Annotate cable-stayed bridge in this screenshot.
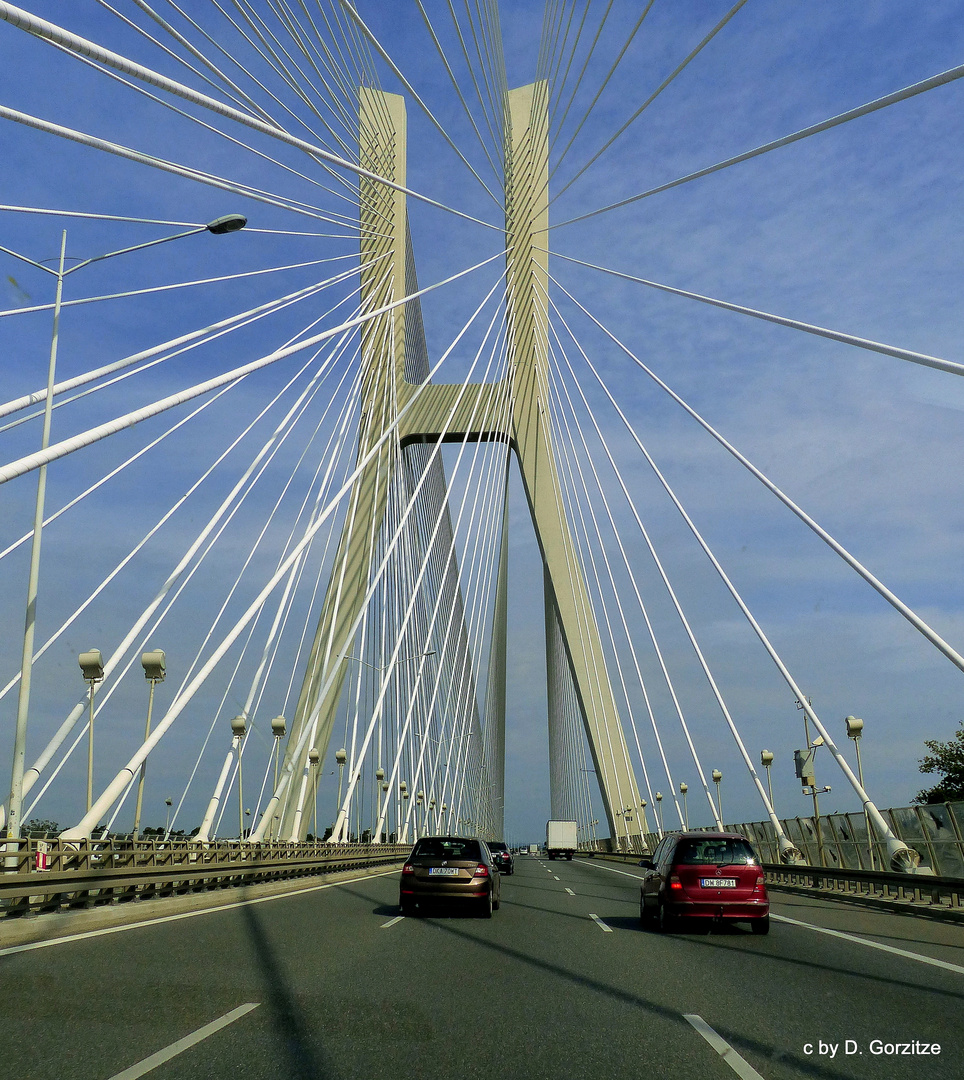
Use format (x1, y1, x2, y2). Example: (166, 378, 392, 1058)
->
(1, 6, 963, 1077)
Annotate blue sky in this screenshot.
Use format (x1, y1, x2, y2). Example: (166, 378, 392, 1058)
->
(1, 2, 964, 843)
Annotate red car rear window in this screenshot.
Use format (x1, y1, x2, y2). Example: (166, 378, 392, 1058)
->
(674, 838, 757, 866)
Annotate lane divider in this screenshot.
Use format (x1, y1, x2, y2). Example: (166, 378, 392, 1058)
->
(772, 913, 964, 975)
(380, 916, 404, 929)
(684, 1014, 766, 1080)
(565, 888, 575, 895)
(106, 1003, 260, 1080)
(0, 868, 401, 957)
(588, 913, 612, 933)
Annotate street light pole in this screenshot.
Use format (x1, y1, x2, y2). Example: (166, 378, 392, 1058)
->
(3, 215, 246, 850)
(78, 650, 105, 814)
(133, 650, 166, 839)
(680, 782, 689, 830)
(761, 751, 775, 811)
(231, 715, 246, 841)
(712, 770, 723, 825)
(845, 716, 874, 870)
(5, 231, 66, 852)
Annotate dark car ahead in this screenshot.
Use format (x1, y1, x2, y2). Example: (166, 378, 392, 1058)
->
(399, 836, 501, 917)
(486, 840, 514, 875)
(639, 832, 769, 934)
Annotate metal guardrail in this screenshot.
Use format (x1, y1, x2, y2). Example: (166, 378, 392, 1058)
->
(762, 862, 964, 912)
(575, 849, 964, 916)
(0, 838, 411, 918)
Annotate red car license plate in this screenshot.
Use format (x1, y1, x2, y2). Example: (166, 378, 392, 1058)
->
(701, 877, 737, 887)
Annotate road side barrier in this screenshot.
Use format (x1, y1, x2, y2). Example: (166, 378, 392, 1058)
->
(0, 839, 411, 918)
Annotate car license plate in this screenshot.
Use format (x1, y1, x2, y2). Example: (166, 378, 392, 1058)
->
(701, 878, 737, 888)
(428, 867, 459, 876)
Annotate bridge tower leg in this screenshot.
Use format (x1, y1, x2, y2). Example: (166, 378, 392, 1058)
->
(276, 88, 410, 840)
(503, 83, 641, 848)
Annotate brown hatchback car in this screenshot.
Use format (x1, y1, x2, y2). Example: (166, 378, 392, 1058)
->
(639, 831, 770, 934)
(399, 836, 501, 917)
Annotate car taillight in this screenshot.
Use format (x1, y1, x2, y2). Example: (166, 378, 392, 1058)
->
(474, 864, 489, 877)
(668, 875, 683, 892)
(402, 864, 414, 875)
(752, 871, 766, 895)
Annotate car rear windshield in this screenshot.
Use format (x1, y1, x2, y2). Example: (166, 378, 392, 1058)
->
(412, 838, 482, 861)
(488, 842, 507, 853)
(673, 838, 757, 866)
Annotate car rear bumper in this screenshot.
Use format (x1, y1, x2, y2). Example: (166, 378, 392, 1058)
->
(669, 898, 769, 919)
(400, 885, 490, 901)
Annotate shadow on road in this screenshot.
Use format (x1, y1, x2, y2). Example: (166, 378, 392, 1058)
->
(240, 900, 332, 1080)
(421, 913, 953, 1080)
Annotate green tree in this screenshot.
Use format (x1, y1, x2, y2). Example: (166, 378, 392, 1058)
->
(915, 721, 964, 804)
(24, 818, 60, 837)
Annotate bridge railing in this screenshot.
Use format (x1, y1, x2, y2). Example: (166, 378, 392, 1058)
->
(0, 838, 411, 918)
(586, 799, 964, 875)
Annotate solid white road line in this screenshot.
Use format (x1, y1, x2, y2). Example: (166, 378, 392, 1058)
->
(106, 1003, 260, 1080)
(565, 888, 575, 895)
(684, 1014, 766, 1080)
(0, 868, 400, 957)
(588, 913, 613, 932)
(380, 915, 405, 929)
(772, 913, 964, 975)
(581, 861, 645, 880)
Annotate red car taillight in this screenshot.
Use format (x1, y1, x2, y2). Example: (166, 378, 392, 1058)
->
(474, 864, 489, 878)
(668, 874, 683, 892)
(401, 863, 414, 875)
(752, 871, 766, 895)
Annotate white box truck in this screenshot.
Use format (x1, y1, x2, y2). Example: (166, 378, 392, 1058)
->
(546, 819, 577, 860)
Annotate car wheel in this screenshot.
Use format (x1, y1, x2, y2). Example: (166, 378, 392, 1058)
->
(750, 915, 770, 936)
(493, 893, 501, 911)
(657, 899, 676, 934)
(480, 892, 494, 918)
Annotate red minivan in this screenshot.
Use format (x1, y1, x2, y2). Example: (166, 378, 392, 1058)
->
(639, 831, 770, 934)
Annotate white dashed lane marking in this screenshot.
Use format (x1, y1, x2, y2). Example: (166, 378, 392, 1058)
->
(588, 913, 612, 932)
(684, 1014, 766, 1080)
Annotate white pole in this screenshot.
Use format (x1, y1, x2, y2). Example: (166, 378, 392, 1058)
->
(5, 231, 65, 856)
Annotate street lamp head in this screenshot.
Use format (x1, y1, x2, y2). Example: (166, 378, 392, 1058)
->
(230, 714, 246, 737)
(655, 791, 662, 802)
(335, 747, 347, 765)
(308, 748, 320, 766)
(271, 715, 286, 738)
(206, 213, 247, 234)
(79, 649, 105, 683)
(376, 767, 385, 781)
(712, 769, 723, 784)
(140, 649, 166, 682)
(845, 715, 864, 740)
(760, 750, 774, 767)
(679, 782, 688, 794)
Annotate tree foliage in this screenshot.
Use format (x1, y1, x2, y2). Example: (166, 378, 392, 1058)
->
(915, 722, 964, 804)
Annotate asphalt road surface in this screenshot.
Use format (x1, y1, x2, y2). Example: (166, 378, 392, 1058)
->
(2, 854, 961, 1080)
